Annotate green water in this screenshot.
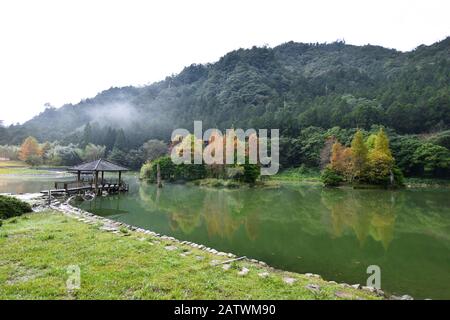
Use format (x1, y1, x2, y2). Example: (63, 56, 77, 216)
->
(0, 175, 73, 194)
(2, 174, 449, 299)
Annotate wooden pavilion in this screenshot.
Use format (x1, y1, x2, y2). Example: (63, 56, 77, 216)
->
(42, 159, 130, 196)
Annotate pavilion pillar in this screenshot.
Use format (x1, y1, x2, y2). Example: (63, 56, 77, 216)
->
(101, 171, 104, 185)
(119, 171, 122, 185)
(95, 171, 99, 195)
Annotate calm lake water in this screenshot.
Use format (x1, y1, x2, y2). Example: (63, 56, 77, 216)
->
(1, 174, 449, 299)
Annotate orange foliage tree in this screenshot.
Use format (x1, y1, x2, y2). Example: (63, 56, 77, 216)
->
(19, 136, 42, 163)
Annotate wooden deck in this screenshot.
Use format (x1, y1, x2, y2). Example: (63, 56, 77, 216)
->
(41, 180, 129, 196)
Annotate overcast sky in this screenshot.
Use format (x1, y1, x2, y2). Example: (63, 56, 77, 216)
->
(0, 0, 448, 125)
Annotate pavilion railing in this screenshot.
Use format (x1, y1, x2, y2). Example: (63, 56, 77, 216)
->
(54, 178, 126, 191)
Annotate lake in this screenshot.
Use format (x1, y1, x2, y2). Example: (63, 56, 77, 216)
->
(1, 173, 449, 299)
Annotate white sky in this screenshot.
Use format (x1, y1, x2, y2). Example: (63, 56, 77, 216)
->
(0, 0, 449, 125)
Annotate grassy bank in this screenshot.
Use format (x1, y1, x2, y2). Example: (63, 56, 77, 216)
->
(404, 177, 450, 188)
(270, 167, 322, 184)
(0, 211, 380, 300)
(0, 160, 64, 175)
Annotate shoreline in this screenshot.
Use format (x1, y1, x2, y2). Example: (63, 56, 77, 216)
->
(5, 192, 418, 300)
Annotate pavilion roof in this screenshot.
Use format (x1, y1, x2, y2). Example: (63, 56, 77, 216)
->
(68, 159, 130, 172)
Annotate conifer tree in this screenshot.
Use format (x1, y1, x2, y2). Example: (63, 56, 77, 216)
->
(366, 128, 395, 184)
(374, 127, 392, 158)
(350, 130, 368, 179)
(19, 136, 42, 163)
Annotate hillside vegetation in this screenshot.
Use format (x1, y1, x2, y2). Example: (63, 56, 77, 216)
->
(1, 38, 449, 177)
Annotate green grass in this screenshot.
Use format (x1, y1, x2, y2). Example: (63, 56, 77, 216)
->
(0, 161, 61, 175)
(191, 178, 243, 188)
(0, 160, 28, 168)
(0, 167, 58, 175)
(271, 167, 322, 184)
(0, 211, 380, 300)
(404, 177, 450, 188)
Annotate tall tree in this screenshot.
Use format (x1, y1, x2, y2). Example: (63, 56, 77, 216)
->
(330, 141, 352, 179)
(82, 123, 92, 148)
(114, 129, 127, 151)
(366, 128, 395, 184)
(350, 130, 368, 179)
(374, 127, 392, 158)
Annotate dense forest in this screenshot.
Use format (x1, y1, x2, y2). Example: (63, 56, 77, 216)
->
(1, 38, 449, 177)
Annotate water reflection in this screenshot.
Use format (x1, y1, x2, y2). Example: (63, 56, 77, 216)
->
(322, 190, 397, 250)
(77, 180, 449, 299)
(136, 183, 401, 250)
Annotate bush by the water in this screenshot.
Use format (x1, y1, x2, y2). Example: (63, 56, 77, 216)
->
(0, 195, 32, 219)
(321, 167, 344, 186)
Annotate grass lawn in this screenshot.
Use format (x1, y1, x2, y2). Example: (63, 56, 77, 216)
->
(0, 160, 61, 175)
(0, 160, 28, 167)
(0, 211, 380, 300)
(270, 167, 322, 184)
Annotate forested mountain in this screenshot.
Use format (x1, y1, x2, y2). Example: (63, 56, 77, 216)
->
(1, 38, 449, 175)
(2, 37, 449, 147)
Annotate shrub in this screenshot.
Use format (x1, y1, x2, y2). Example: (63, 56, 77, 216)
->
(392, 167, 405, 187)
(242, 164, 260, 183)
(176, 163, 207, 181)
(139, 161, 153, 180)
(140, 156, 176, 182)
(27, 154, 43, 166)
(0, 195, 32, 219)
(321, 167, 344, 187)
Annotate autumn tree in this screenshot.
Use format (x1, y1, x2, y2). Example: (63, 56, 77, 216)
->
(330, 142, 346, 172)
(19, 136, 42, 165)
(328, 141, 352, 181)
(366, 128, 396, 185)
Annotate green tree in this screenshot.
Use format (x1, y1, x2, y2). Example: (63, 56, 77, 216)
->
(350, 130, 368, 180)
(413, 143, 450, 177)
(83, 144, 106, 161)
(366, 128, 397, 185)
(107, 147, 127, 166)
(374, 127, 392, 158)
(142, 139, 167, 161)
(365, 134, 377, 150)
(82, 123, 92, 148)
(242, 164, 260, 183)
(114, 129, 128, 151)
